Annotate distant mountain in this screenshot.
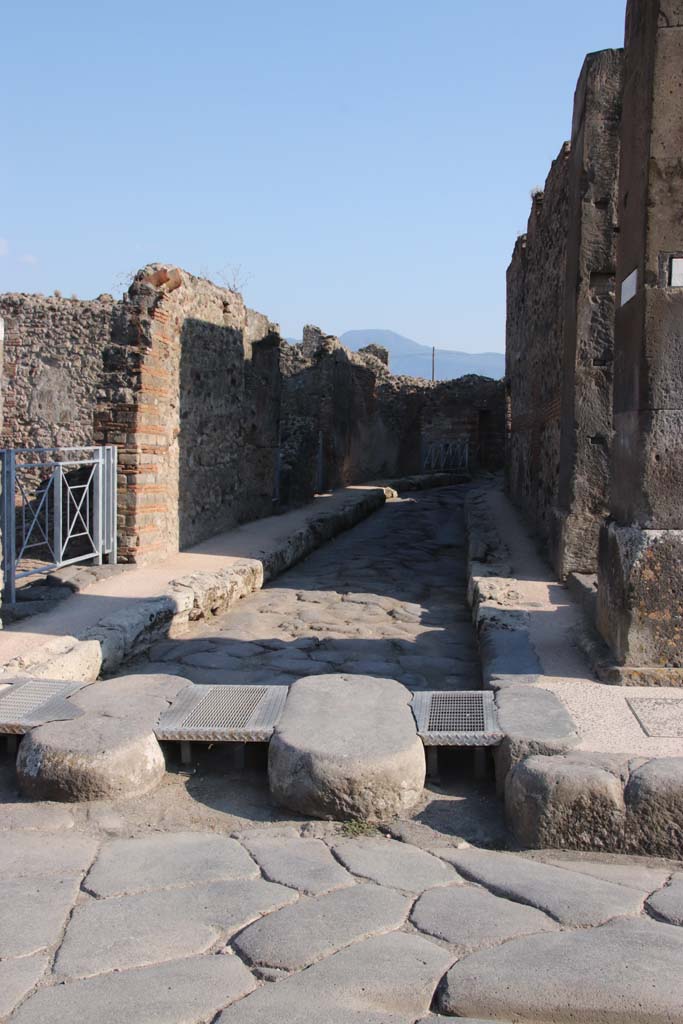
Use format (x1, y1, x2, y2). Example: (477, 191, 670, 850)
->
(340, 330, 504, 381)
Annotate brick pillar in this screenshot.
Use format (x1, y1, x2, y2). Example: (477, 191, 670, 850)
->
(597, 1, 683, 672)
(552, 49, 623, 578)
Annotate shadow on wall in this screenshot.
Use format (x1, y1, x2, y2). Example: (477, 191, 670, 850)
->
(178, 318, 281, 551)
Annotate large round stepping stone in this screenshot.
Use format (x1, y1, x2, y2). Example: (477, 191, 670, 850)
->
(17, 673, 187, 802)
(268, 675, 425, 821)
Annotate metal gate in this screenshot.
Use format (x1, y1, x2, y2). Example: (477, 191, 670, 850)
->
(422, 438, 470, 473)
(1, 446, 117, 604)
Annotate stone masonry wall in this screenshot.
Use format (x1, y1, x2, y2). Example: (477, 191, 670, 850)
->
(0, 293, 117, 451)
(506, 144, 571, 545)
(1, 269, 504, 571)
(280, 326, 504, 505)
(506, 47, 623, 575)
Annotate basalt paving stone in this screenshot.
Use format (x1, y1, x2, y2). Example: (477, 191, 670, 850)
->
(0, 803, 74, 832)
(647, 874, 683, 925)
(410, 882, 558, 952)
(217, 931, 454, 1023)
(0, 952, 49, 1018)
(546, 858, 672, 894)
(440, 849, 645, 926)
(0, 875, 81, 957)
(11, 953, 257, 1024)
(0, 832, 97, 880)
(84, 832, 259, 897)
(239, 831, 355, 894)
(438, 917, 683, 1023)
(331, 837, 462, 895)
(54, 877, 297, 979)
(233, 882, 411, 971)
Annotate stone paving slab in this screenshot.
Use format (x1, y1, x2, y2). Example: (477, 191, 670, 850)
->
(438, 917, 683, 1023)
(238, 830, 355, 894)
(0, 832, 97, 880)
(0, 803, 75, 832)
(410, 882, 558, 953)
(11, 953, 257, 1024)
(546, 857, 671, 893)
(54, 878, 297, 979)
(331, 837, 461, 894)
(0, 953, 49, 1019)
(647, 874, 683, 925)
(233, 882, 411, 971)
(84, 832, 259, 897)
(0, 875, 81, 958)
(440, 849, 645, 926)
(217, 931, 454, 1023)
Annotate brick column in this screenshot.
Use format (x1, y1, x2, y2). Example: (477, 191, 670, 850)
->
(597, 1, 683, 672)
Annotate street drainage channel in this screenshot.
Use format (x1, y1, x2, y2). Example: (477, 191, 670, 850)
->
(0, 680, 503, 783)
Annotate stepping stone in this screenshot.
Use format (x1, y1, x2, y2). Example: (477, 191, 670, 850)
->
(647, 874, 683, 926)
(0, 832, 97, 880)
(11, 952, 256, 1024)
(0, 953, 49, 1018)
(54, 877, 296, 978)
(438, 917, 683, 1022)
(233, 882, 411, 971)
(332, 837, 460, 894)
(17, 674, 188, 802)
(239, 830, 354, 894)
(85, 833, 259, 896)
(441, 849, 644, 926)
(268, 675, 425, 821)
(0, 875, 81, 957)
(411, 883, 558, 952)
(217, 931, 453, 1023)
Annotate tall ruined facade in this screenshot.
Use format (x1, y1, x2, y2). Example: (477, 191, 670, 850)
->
(507, 0, 683, 675)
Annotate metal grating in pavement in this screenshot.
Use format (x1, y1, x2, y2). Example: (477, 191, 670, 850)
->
(412, 690, 503, 747)
(0, 678, 83, 734)
(155, 684, 288, 743)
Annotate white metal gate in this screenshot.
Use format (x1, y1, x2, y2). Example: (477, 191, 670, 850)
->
(1, 446, 117, 604)
(422, 438, 470, 473)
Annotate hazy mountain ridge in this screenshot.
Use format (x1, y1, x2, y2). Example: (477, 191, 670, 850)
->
(340, 330, 505, 381)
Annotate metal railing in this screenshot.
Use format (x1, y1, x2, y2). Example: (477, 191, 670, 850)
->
(1, 445, 117, 604)
(422, 438, 470, 473)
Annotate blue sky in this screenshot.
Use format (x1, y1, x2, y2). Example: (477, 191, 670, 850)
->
(2, 0, 626, 351)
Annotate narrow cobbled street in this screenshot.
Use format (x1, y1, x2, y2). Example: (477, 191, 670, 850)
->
(143, 487, 480, 693)
(1, 488, 681, 1024)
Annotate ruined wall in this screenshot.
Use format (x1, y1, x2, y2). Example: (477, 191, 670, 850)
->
(95, 266, 282, 561)
(280, 326, 504, 505)
(0, 293, 117, 451)
(506, 48, 624, 575)
(506, 144, 571, 543)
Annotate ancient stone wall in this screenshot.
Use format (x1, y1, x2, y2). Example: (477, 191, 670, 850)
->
(506, 47, 623, 575)
(506, 144, 571, 544)
(1, 269, 504, 571)
(280, 326, 504, 504)
(0, 293, 117, 451)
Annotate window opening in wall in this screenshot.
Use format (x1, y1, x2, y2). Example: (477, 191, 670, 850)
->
(669, 257, 683, 288)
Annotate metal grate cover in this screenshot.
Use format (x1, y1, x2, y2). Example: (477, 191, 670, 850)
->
(156, 684, 288, 743)
(0, 678, 83, 734)
(412, 690, 502, 747)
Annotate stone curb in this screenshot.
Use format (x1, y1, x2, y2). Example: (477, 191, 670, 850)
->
(465, 487, 683, 858)
(2, 486, 394, 683)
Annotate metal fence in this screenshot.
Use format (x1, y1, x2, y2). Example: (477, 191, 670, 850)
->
(1, 446, 117, 604)
(422, 438, 470, 473)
